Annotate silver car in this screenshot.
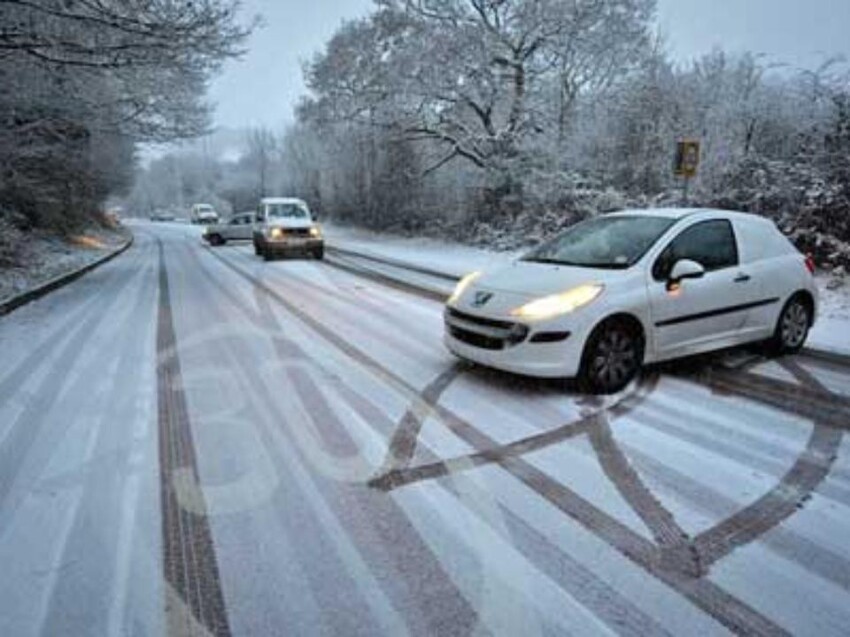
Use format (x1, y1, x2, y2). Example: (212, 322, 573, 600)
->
(202, 212, 256, 246)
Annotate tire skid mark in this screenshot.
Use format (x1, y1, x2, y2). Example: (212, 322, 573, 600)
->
(589, 416, 698, 576)
(623, 443, 850, 592)
(691, 359, 844, 570)
(190, 243, 480, 636)
(206, 245, 788, 636)
(441, 478, 676, 637)
(155, 239, 231, 637)
(704, 367, 850, 430)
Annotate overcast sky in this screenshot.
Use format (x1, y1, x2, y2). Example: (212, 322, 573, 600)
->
(209, 0, 850, 130)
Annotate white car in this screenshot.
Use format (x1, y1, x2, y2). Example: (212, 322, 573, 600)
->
(202, 212, 256, 246)
(444, 209, 817, 394)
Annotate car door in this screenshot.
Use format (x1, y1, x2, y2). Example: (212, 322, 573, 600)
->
(648, 218, 759, 357)
(235, 214, 254, 240)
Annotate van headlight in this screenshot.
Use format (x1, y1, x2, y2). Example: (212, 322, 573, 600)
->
(511, 284, 604, 321)
(268, 227, 283, 239)
(447, 271, 481, 305)
(309, 225, 322, 238)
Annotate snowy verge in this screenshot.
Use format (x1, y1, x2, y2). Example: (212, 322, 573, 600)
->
(326, 222, 850, 357)
(0, 224, 132, 313)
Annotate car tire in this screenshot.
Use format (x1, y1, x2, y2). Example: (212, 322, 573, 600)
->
(313, 247, 324, 260)
(263, 249, 274, 262)
(209, 234, 224, 246)
(768, 294, 811, 355)
(578, 318, 644, 395)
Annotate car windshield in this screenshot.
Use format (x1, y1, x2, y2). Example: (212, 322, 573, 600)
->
(522, 215, 676, 269)
(266, 203, 308, 219)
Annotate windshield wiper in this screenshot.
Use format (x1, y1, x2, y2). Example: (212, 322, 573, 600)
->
(522, 257, 580, 266)
(523, 257, 631, 269)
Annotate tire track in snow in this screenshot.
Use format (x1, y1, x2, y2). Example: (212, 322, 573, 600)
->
(155, 238, 231, 637)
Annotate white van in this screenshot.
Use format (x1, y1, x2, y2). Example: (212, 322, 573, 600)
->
(191, 203, 219, 225)
(252, 197, 323, 261)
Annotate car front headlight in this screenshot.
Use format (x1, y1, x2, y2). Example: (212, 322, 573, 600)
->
(309, 225, 322, 238)
(511, 284, 604, 321)
(447, 271, 482, 305)
(269, 227, 283, 239)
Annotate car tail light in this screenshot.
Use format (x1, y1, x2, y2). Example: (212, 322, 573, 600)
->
(804, 254, 816, 275)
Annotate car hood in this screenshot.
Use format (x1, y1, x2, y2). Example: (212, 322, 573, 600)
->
(457, 260, 625, 315)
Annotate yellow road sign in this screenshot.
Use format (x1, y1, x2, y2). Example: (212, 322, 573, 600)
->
(674, 140, 700, 178)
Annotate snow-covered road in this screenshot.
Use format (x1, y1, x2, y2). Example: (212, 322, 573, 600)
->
(1, 221, 850, 636)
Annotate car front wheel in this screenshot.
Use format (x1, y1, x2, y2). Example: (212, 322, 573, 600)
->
(579, 319, 643, 395)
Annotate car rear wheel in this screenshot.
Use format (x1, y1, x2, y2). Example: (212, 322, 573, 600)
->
(208, 234, 224, 246)
(770, 295, 811, 355)
(579, 319, 643, 395)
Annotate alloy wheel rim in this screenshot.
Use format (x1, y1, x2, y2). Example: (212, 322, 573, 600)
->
(781, 302, 808, 348)
(592, 329, 638, 389)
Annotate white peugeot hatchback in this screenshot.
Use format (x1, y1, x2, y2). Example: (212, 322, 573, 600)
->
(444, 209, 818, 393)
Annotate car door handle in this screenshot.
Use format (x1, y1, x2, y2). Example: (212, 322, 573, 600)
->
(734, 273, 751, 283)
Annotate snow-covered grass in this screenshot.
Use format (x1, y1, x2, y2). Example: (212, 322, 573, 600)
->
(811, 275, 850, 355)
(0, 222, 129, 303)
(326, 222, 850, 357)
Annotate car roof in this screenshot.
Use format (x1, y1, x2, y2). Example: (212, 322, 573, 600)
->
(261, 197, 307, 205)
(607, 207, 767, 223)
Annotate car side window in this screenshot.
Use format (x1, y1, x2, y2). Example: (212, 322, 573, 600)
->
(652, 219, 739, 281)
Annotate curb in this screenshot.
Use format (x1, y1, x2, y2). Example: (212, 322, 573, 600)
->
(0, 231, 135, 317)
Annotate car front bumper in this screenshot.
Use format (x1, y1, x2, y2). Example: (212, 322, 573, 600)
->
(443, 306, 593, 378)
(262, 237, 324, 252)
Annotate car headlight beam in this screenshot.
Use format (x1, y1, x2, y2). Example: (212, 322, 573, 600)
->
(448, 271, 482, 305)
(511, 284, 604, 321)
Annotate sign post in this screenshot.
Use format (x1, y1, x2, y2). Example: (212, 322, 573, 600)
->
(674, 140, 700, 205)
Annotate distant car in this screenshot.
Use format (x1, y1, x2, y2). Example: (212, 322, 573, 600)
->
(150, 211, 175, 222)
(191, 203, 219, 225)
(202, 212, 256, 246)
(252, 197, 323, 261)
(444, 208, 818, 394)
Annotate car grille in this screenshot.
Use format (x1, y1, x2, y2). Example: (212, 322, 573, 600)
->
(445, 308, 528, 350)
(283, 228, 311, 237)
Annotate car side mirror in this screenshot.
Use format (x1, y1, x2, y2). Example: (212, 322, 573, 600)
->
(668, 259, 705, 287)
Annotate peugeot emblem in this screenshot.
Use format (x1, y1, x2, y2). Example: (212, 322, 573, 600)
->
(472, 291, 493, 307)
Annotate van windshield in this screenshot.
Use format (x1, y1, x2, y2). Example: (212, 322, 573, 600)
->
(266, 203, 308, 219)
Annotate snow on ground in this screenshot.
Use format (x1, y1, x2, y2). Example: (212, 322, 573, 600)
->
(810, 276, 850, 355)
(0, 223, 129, 304)
(326, 222, 850, 356)
(324, 223, 519, 277)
